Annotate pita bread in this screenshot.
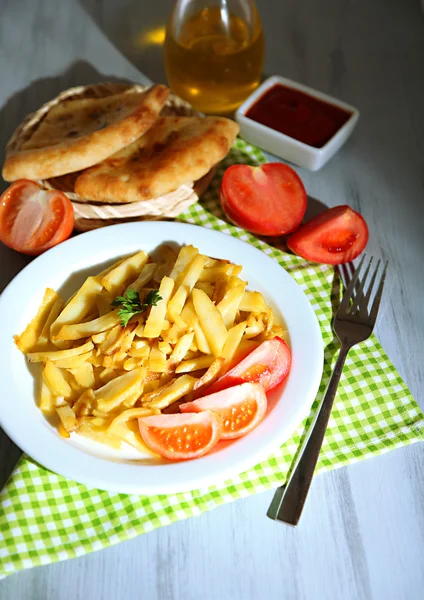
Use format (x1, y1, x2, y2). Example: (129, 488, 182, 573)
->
(73, 184, 195, 219)
(2, 84, 170, 181)
(73, 116, 239, 203)
(71, 167, 216, 221)
(73, 168, 216, 232)
(41, 83, 199, 198)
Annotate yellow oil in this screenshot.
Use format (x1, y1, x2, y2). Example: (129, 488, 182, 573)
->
(165, 7, 264, 114)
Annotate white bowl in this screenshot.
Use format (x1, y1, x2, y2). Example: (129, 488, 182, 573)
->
(236, 75, 359, 171)
(0, 222, 323, 494)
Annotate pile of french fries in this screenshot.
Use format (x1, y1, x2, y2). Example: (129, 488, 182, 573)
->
(15, 244, 285, 452)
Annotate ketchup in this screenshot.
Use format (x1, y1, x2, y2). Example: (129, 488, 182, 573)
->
(246, 84, 352, 148)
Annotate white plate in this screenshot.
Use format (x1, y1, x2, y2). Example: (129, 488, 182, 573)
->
(0, 222, 323, 494)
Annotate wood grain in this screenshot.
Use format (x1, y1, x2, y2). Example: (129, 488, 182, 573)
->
(0, 0, 423, 599)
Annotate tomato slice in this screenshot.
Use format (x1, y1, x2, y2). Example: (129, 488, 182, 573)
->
(206, 337, 291, 396)
(138, 410, 223, 461)
(180, 382, 267, 440)
(220, 163, 307, 236)
(287, 205, 369, 265)
(0, 180, 74, 255)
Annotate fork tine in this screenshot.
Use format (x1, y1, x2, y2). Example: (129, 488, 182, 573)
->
(346, 261, 356, 279)
(338, 255, 366, 313)
(364, 258, 381, 309)
(368, 260, 388, 326)
(338, 263, 353, 289)
(350, 256, 374, 314)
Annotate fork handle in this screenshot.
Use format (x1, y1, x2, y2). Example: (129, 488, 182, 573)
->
(267, 343, 351, 525)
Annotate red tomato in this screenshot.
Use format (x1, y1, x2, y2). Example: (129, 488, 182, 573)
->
(220, 163, 307, 236)
(138, 410, 223, 461)
(180, 382, 267, 440)
(206, 337, 292, 396)
(287, 205, 369, 265)
(0, 180, 74, 255)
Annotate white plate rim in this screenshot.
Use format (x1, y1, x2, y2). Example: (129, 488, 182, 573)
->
(0, 221, 323, 494)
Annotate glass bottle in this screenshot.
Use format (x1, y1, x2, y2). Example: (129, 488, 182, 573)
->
(164, 0, 265, 115)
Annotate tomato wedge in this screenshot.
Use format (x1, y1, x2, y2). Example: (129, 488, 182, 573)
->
(287, 205, 368, 265)
(206, 337, 291, 396)
(0, 180, 74, 255)
(180, 382, 267, 440)
(220, 163, 307, 236)
(138, 411, 222, 461)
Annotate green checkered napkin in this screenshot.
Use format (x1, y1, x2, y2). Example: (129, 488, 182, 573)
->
(1, 140, 423, 579)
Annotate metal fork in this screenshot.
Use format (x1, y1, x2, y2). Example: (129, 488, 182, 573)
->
(267, 255, 388, 525)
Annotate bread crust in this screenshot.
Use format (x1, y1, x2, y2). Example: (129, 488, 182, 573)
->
(2, 83, 170, 181)
(74, 116, 239, 204)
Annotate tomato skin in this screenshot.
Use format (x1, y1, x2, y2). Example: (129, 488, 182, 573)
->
(0, 180, 74, 255)
(220, 163, 307, 236)
(206, 337, 292, 396)
(138, 410, 223, 461)
(287, 205, 368, 265)
(180, 382, 267, 440)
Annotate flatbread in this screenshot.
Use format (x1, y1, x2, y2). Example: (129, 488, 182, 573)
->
(2, 84, 170, 181)
(41, 84, 199, 199)
(73, 168, 216, 232)
(71, 167, 216, 221)
(73, 116, 239, 203)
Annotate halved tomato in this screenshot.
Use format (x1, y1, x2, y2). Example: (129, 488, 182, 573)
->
(138, 410, 222, 461)
(287, 205, 368, 265)
(180, 382, 267, 440)
(0, 180, 74, 255)
(220, 163, 307, 236)
(206, 337, 291, 396)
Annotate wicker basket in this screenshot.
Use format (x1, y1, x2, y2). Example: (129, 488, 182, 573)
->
(6, 82, 213, 232)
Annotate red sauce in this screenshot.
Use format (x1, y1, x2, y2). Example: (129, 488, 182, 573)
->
(246, 84, 352, 148)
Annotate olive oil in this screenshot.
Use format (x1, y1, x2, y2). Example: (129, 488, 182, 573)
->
(165, 6, 264, 114)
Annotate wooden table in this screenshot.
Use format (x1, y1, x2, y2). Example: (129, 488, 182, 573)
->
(0, 0, 423, 598)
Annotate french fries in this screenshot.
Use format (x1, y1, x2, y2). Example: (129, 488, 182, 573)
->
(95, 367, 146, 412)
(192, 288, 228, 356)
(27, 340, 94, 362)
(192, 358, 224, 397)
(143, 276, 174, 338)
(101, 251, 148, 294)
(175, 355, 215, 373)
(50, 277, 102, 341)
(16, 245, 285, 451)
(15, 288, 59, 352)
(43, 359, 74, 399)
(57, 309, 121, 341)
(144, 374, 196, 409)
(39, 380, 55, 414)
(56, 405, 77, 432)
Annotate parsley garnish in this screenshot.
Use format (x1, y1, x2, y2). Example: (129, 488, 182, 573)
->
(112, 289, 162, 327)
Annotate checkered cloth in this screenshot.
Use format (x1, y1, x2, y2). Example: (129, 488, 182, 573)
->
(1, 140, 422, 579)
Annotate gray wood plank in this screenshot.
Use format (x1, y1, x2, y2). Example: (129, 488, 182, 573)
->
(0, 0, 423, 599)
